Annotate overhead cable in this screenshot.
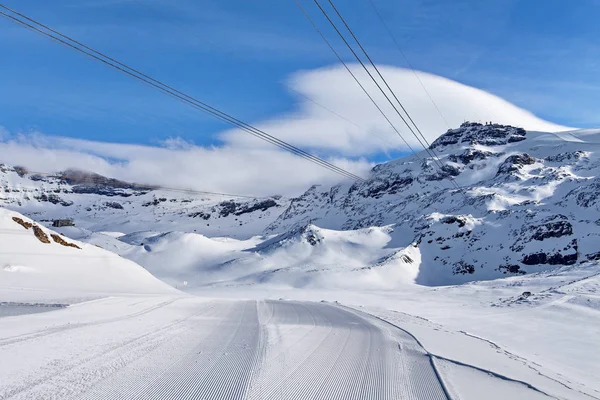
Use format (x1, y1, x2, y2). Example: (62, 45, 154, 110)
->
(0, 4, 365, 182)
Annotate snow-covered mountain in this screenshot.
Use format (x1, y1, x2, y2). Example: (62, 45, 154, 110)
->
(266, 123, 600, 285)
(2, 122, 599, 287)
(0, 166, 289, 239)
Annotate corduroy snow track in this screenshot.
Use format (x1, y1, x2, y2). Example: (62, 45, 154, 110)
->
(0, 297, 449, 400)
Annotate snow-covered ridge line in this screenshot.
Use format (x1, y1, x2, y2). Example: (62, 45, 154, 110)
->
(0, 165, 289, 240)
(2, 122, 600, 287)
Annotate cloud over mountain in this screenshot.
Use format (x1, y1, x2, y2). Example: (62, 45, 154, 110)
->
(0, 65, 570, 196)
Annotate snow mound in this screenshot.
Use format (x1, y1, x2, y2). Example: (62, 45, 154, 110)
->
(0, 208, 177, 294)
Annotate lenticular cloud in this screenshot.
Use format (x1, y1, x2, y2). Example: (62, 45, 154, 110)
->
(0, 65, 571, 195)
(221, 64, 571, 155)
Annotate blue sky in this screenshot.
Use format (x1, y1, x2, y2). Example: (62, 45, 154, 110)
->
(1, 0, 599, 151)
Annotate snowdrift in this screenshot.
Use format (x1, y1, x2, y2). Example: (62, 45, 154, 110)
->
(0, 208, 177, 294)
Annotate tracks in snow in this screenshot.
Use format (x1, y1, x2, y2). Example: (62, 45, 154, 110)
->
(1, 298, 448, 400)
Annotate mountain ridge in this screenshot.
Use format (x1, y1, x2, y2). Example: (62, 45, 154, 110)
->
(2, 122, 599, 286)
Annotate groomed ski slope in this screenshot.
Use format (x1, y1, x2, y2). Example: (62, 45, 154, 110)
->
(0, 297, 448, 400)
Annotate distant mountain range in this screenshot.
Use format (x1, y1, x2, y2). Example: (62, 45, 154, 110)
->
(2, 122, 599, 287)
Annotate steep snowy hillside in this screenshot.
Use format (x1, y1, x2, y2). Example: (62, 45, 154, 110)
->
(0, 208, 176, 294)
(0, 167, 289, 239)
(267, 123, 600, 285)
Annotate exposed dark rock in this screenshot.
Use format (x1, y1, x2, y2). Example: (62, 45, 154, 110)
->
(236, 199, 279, 215)
(218, 200, 238, 217)
(531, 218, 573, 241)
(13, 166, 28, 177)
(60, 169, 154, 191)
(498, 264, 526, 275)
(497, 154, 536, 175)
(306, 231, 321, 246)
(586, 251, 600, 261)
(453, 261, 475, 274)
(564, 180, 600, 208)
(218, 199, 279, 218)
(517, 291, 532, 301)
(511, 215, 575, 260)
(448, 149, 495, 165)
(32, 225, 50, 244)
(189, 211, 211, 220)
(104, 201, 124, 210)
(34, 193, 73, 207)
(71, 185, 135, 197)
(441, 215, 467, 228)
(142, 198, 167, 207)
(425, 165, 461, 181)
(522, 250, 577, 266)
(430, 122, 526, 150)
(12, 216, 33, 229)
(545, 151, 586, 163)
(360, 176, 413, 198)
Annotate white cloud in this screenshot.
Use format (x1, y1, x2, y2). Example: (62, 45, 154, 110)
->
(221, 64, 570, 155)
(0, 65, 571, 196)
(0, 134, 372, 197)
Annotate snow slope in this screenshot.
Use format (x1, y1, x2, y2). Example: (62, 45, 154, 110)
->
(0, 208, 176, 295)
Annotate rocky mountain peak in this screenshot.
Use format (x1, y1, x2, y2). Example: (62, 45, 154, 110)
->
(430, 122, 527, 150)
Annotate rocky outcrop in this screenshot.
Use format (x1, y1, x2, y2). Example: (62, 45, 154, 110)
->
(358, 175, 413, 198)
(34, 193, 73, 207)
(51, 233, 81, 249)
(522, 249, 577, 266)
(497, 154, 536, 175)
(430, 122, 526, 150)
(104, 202, 124, 210)
(60, 169, 154, 191)
(531, 217, 573, 241)
(448, 149, 495, 165)
(564, 179, 600, 208)
(32, 225, 51, 244)
(217, 199, 279, 218)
